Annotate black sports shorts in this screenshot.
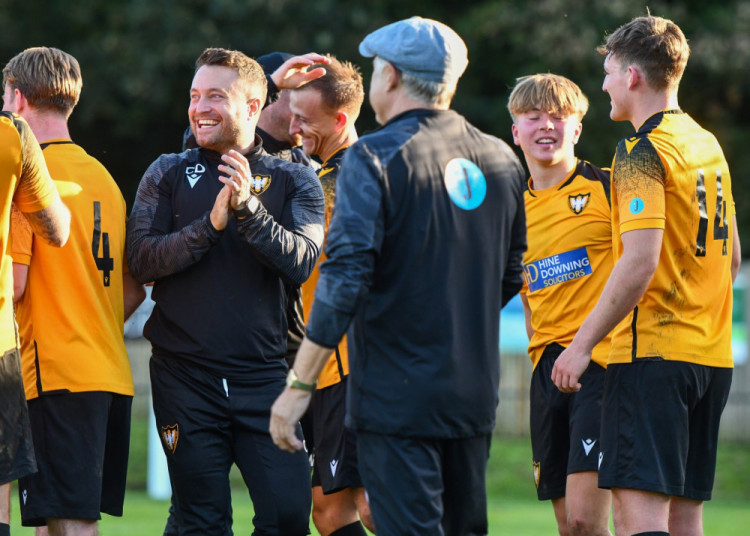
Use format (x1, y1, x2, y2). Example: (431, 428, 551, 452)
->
(311, 377, 362, 493)
(598, 359, 732, 500)
(530, 343, 605, 500)
(0, 347, 36, 485)
(18, 391, 132, 526)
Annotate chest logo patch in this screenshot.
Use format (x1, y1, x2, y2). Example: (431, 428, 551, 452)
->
(444, 158, 486, 210)
(161, 424, 179, 454)
(524, 247, 592, 292)
(186, 163, 205, 188)
(250, 174, 272, 195)
(568, 193, 590, 215)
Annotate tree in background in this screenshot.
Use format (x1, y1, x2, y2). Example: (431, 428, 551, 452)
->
(1, 0, 748, 239)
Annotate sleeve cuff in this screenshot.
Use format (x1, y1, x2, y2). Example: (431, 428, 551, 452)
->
(306, 299, 352, 349)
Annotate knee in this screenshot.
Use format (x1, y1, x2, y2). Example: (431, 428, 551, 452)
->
(357, 501, 374, 533)
(567, 514, 608, 536)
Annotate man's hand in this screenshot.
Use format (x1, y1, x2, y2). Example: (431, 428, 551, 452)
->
(551, 344, 591, 393)
(209, 185, 232, 231)
(218, 150, 253, 210)
(271, 53, 331, 90)
(270, 387, 312, 452)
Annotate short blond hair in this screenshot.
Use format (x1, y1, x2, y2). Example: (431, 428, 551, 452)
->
(597, 15, 689, 91)
(507, 73, 589, 121)
(3, 47, 82, 116)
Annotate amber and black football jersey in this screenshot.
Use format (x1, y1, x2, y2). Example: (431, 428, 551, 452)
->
(301, 145, 349, 389)
(609, 110, 734, 367)
(522, 160, 614, 369)
(12, 140, 134, 399)
(0, 113, 58, 353)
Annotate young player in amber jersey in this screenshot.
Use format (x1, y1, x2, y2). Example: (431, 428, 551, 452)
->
(552, 16, 740, 536)
(509, 73, 613, 536)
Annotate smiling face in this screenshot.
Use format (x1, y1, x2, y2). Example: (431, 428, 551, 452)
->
(188, 65, 256, 153)
(512, 109, 582, 170)
(602, 54, 632, 123)
(288, 87, 340, 161)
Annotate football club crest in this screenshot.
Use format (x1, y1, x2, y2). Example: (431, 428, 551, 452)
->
(568, 193, 590, 215)
(161, 424, 179, 454)
(533, 461, 541, 488)
(250, 174, 272, 195)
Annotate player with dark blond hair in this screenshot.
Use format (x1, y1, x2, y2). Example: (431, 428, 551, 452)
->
(553, 15, 740, 536)
(509, 73, 613, 536)
(5, 45, 144, 536)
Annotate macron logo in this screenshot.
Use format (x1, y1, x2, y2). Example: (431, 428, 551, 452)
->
(186, 163, 206, 188)
(330, 459, 339, 477)
(598, 452, 604, 469)
(582, 438, 596, 456)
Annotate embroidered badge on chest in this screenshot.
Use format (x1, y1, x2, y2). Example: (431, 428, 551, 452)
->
(250, 174, 272, 195)
(568, 192, 590, 215)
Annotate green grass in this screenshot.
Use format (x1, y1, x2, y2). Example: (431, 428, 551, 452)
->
(7, 417, 750, 535)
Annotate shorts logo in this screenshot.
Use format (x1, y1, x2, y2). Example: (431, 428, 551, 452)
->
(186, 163, 206, 188)
(250, 175, 272, 195)
(568, 193, 590, 215)
(533, 461, 541, 488)
(161, 424, 179, 454)
(582, 438, 596, 456)
(330, 459, 339, 477)
(598, 452, 604, 470)
(524, 247, 592, 293)
(22, 489, 27, 505)
(443, 158, 487, 210)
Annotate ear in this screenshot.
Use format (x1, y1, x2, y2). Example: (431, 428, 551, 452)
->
(384, 62, 400, 91)
(247, 97, 262, 119)
(626, 66, 641, 90)
(511, 123, 521, 146)
(11, 88, 29, 113)
(334, 111, 348, 131)
(572, 122, 583, 144)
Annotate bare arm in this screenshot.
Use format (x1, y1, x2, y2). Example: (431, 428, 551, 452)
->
(270, 336, 334, 452)
(551, 228, 662, 392)
(12, 263, 28, 303)
(731, 215, 741, 283)
(123, 272, 146, 322)
(21, 195, 70, 248)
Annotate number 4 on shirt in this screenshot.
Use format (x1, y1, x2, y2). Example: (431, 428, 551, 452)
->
(696, 169, 728, 257)
(92, 201, 114, 286)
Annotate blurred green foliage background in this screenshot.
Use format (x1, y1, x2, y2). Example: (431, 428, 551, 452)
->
(2, 0, 748, 242)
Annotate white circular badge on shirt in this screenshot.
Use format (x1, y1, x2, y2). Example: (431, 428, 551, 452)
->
(444, 158, 487, 210)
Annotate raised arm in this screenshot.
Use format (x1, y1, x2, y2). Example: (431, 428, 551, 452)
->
(126, 155, 225, 284)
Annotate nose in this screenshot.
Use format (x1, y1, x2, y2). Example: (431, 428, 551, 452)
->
(541, 116, 554, 130)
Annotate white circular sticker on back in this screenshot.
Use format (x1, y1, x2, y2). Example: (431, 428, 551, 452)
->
(444, 158, 486, 210)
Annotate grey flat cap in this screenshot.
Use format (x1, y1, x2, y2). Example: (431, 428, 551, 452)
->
(359, 16, 468, 84)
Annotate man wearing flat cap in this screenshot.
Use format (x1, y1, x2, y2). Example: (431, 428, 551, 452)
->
(271, 16, 527, 535)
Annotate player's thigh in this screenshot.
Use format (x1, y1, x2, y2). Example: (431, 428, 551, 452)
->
(530, 346, 572, 500)
(683, 366, 732, 500)
(149, 356, 234, 535)
(599, 362, 691, 496)
(565, 471, 611, 529)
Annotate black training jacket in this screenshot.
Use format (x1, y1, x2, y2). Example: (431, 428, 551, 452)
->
(127, 140, 325, 378)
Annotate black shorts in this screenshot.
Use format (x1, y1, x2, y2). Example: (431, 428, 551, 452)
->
(530, 343, 605, 500)
(358, 431, 491, 536)
(150, 354, 311, 536)
(311, 377, 362, 493)
(598, 360, 732, 500)
(0, 347, 36, 484)
(18, 391, 132, 526)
